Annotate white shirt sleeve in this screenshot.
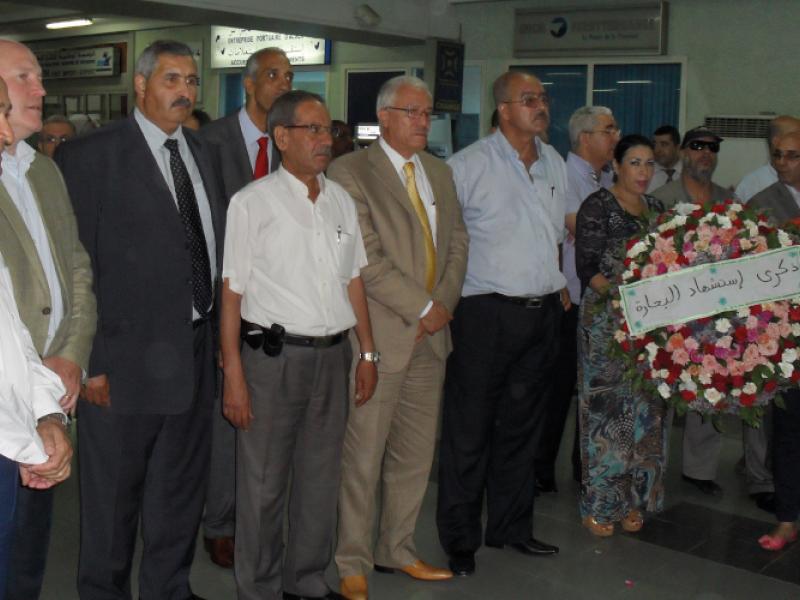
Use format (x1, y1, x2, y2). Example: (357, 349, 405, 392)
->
(222, 193, 253, 295)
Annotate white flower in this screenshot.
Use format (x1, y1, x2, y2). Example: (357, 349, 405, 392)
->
(679, 370, 693, 383)
(627, 240, 649, 258)
(737, 307, 751, 318)
(614, 329, 627, 343)
(743, 382, 757, 394)
(783, 348, 798, 363)
(622, 270, 634, 281)
(699, 372, 712, 385)
(779, 362, 795, 378)
(675, 203, 700, 215)
(673, 215, 687, 226)
(731, 388, 742, 397)
(715, 318, 731, 333)
(778, 230, 792, 247)
(657, 383, 671, 399)
(716, 216, 732, 229)
(728, 203, 743, 212)
(704, 388, 722, 404)
(645, 342, 659, 360)
(793, 323, 800, 337)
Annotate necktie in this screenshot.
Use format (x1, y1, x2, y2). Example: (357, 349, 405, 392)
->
(164, 138, 212, 316)
(403, 162, 436, 293)
(665, 168, 676, 182)
(254, 136, 269, 179)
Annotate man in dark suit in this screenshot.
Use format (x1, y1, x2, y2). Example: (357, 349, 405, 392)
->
(197, 46, 292, 568)
(750, 132, 800, 223)
(56, 40, 225, 600)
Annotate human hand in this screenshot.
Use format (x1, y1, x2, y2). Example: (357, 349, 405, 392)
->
(223, 371, 253, 430)
(560, 287, 572, 311)
(420, 301, 452, 335)
(82, 374, 110, 407)
(26, 419, 73, 487)
(353, 360, 378, 407)
(43, 356, 82, 415)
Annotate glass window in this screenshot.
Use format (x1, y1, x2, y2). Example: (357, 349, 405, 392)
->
(593, 63, 681, 139)
(219, 70, 328, 117)
(452, 64, 481, 153)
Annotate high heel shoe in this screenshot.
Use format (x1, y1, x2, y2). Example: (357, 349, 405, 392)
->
(582, 516, 614, 537)
(758, 530, 798, 551)
(621, 510, 644, 533)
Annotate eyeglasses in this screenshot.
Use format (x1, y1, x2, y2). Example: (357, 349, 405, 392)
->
(771, 150, 800, 162)
(502, 92, 551, 108)
(42, 134, 71, 144)
(384, 106, 434, 121)
(163, 73, 200, 88)
(589, 127, 621, 137)
(283, 123, 343, 138)
(686, 140, 720, 153)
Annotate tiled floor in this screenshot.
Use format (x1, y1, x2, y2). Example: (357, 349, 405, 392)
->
(40, 413, 800, 599)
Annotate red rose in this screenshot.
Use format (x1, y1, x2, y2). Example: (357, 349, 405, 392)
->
(731, 375, 745, 388)
(789, 306, 800, 321)
(750, 305, 763, 316)
(740, 393, 756, 407)
(734, 326, 748, 342)
(620, 340, 631, 352)
(680, 390, 696, 401)
(632, 269, 641, 279)
(764, 380, 778, 392)
(626, 238, 638, 250)
(733, 218, 743, 227)
(680, 326, 693, 338)
(785, 339, 797, 349)
(792, 370, 800, 382)
(692, 209, 704, 218)
(703, 343, 716, 355)
(661, 229, 675, 238)
(711, 204, 726, 214)
(712, 374, 728, 392)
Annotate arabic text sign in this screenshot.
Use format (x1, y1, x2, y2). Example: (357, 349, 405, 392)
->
(620, 246, 800, 335)
(210, 26, 329, 68)
(37, 47, 118, 79)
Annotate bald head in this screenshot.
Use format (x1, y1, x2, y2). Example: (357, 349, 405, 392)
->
(768, 115, 800, 147)
(492, 71, 540, 107)
(0, 39, 45, 147)
(772, 131, 800, 189)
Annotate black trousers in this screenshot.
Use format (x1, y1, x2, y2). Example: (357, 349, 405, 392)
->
(773, 389, 800, 523)
(437, 294, 561, 554)
(77, 322, 214, 600)
(4, 486, 53, 600)
(535, 303, 579, 484)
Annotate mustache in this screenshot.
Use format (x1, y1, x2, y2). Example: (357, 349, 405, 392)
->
(316, 146, 332, 158)
(171, 97, 192, 108)
(535, 110, 549, 121)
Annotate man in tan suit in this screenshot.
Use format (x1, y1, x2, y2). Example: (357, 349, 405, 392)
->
(328, 75, 468, 600)
(0, 39, 96, 600)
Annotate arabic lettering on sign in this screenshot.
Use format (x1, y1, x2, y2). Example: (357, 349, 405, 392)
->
(620, 246, 800, 335)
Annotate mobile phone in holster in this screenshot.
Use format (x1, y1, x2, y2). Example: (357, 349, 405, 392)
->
(264, 323, 285, 356)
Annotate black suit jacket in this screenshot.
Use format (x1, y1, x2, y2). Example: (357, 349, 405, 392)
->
(200, 110, 281, 205)
(748, 181, 800, 226)
(56, 115, 226, 414)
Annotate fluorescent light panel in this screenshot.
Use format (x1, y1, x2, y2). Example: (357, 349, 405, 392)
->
(46, 18, 94, 30)
(616, 80, 652, 85)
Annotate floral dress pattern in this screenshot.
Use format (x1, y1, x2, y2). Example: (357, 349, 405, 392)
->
(575, 188, 668, 523)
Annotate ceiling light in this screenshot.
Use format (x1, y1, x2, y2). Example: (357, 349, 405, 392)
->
(616, 80, 652, 85)
(46, 18, 94, 30)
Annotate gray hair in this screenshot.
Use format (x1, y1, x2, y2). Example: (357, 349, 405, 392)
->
(243, 46, 289, 80)
(135, 40, 194, 79)
(268, 90, 325, 139)
(568, 105, 613, 150)
(375, 75, 431, 114)
(42, 114, 76, 133)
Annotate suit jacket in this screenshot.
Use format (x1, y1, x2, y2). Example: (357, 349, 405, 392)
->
(650, 178, 731, 210)
(748, 181, 800, 225)
(56, 115, 226, 414)
(200, 110, 281, 204)
(0, 151, 96, 368)
(328, 142, 468, 372)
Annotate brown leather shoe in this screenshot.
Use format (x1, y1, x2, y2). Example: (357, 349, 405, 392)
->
(203, 536, 234, 568)
(340, 575, 368, 600)
(374, 560, 453, 581)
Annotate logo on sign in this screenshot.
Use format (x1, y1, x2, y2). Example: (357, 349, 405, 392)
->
(550, 17, 568, 38)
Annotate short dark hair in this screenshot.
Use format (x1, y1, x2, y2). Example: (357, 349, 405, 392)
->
(268, 90, 325, 139)
(614, 134, 654, 163)
(652, 125, 680, 146)
(135, 40, 194, 79)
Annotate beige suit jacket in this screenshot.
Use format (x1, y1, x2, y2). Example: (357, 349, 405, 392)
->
(328, 142, 468, 372)
(0, 151, 96, 368)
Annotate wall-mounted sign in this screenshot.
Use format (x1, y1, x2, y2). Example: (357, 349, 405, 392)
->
(210, 26, 331, 69)
(514, 2, 667, 57)
(37, 46, 118, 79)
(425, 39, 464, 114)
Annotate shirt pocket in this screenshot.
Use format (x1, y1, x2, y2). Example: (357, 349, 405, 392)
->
(335, 228, 356, 282)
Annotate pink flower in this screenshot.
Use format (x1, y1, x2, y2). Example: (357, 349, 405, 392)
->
(702, 354, 722, 374)
(666, 333, 685, 351)
(642, 264, 658, 278)
(684, 337, 700, 352)
(759, 339, 779, 357)
(746, 315, 760, 330)
(656, 263, 668, 275)
(743, 344, 763, 368)
(650, 250, 665, 264)
(717, 335, 733, 349)
(780, 322, 792, 337)
(655, 236, 675, 253)
(672, 348, 690, 366)
(710, 244, 724, 259)
(728, 360, 747, 376)
(766, 323, 781, 340)
(773, 303, 789, 319)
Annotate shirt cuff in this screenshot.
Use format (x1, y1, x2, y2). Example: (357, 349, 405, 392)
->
(419, 300, 433, 318)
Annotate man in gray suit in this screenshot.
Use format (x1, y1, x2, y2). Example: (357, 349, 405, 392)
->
(198, 46, 293, 568)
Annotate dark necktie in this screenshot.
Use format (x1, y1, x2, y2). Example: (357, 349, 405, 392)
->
(164, 138, 212, 316)
(254, 136, 269, 179)
(665, 168, 676, 182)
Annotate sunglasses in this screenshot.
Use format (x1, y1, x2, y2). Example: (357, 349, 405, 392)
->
(686, 140, 720, 153)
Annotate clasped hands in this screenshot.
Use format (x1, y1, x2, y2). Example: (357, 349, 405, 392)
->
(415, 300, 452, 343)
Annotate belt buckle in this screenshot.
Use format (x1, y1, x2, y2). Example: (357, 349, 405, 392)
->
(524, 297, 543, 309)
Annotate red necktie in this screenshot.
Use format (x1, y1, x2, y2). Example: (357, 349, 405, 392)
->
(253, 136, 269, 179)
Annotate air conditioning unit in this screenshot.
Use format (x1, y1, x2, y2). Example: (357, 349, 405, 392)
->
(704, 114, 773, 189)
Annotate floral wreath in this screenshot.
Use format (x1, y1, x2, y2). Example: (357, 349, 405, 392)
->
(608, 199, 800, 426)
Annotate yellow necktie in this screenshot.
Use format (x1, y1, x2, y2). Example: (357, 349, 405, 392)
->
(403, 161, 436, 293)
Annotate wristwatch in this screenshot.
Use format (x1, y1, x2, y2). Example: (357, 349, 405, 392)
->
(359, 351, 381, 364)
(38, 412, 70, 428)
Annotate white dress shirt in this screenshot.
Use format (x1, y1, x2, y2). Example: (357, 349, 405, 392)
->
(378, 137, 437, 245)
(0, 253, 65, 465)
(239, 107, 273, 174)
(647, 160, 683, 193)
(0, 142, 64, 352)
(134, 109, 217, 319)
(223, 166, 368, 336)
(736, 163, 778, 202)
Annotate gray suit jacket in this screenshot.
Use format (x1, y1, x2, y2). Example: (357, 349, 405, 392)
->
(200, 111, 280, 205)
(0, 150, 96, 368)
(748, 181, 800, 226)
(328, 142, 469, 372)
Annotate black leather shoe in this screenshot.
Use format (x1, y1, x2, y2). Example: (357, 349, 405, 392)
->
(448, 551, 475, 577)
(682, 475, 722, 496)
(283, 592, 345, 600)
(487, 537, 559, 556)
(751, 491, 777, 514)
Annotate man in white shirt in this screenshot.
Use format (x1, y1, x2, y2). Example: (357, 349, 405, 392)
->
(647, 125, 682, 193)
(199, 45, 294, 569)
(221, 90, 377, 600)
(736, 116, 800, 201)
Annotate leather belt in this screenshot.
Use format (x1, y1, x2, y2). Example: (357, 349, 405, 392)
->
(283, 331, 347, 349)
(490, 292, 559, 309)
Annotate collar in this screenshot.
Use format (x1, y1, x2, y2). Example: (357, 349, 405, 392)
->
(1, 140, 36, 173)
(277, 164, 327, 198)
(566, 151, 605, 181)
(378, 137, 422, 175)
(239, 106, 267, 146)
(492, 129, 544, 165)
(134, 108, 187, 153)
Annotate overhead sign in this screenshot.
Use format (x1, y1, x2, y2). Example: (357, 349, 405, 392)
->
(620, 246, 800, 335)
(514, 2, 667, 57)
(210, 26, 330, 69)
(37, 47, 118, 79)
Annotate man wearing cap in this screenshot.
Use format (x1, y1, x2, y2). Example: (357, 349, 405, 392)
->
(647, 125, 682, 193)
(652, 126, 732, 496)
